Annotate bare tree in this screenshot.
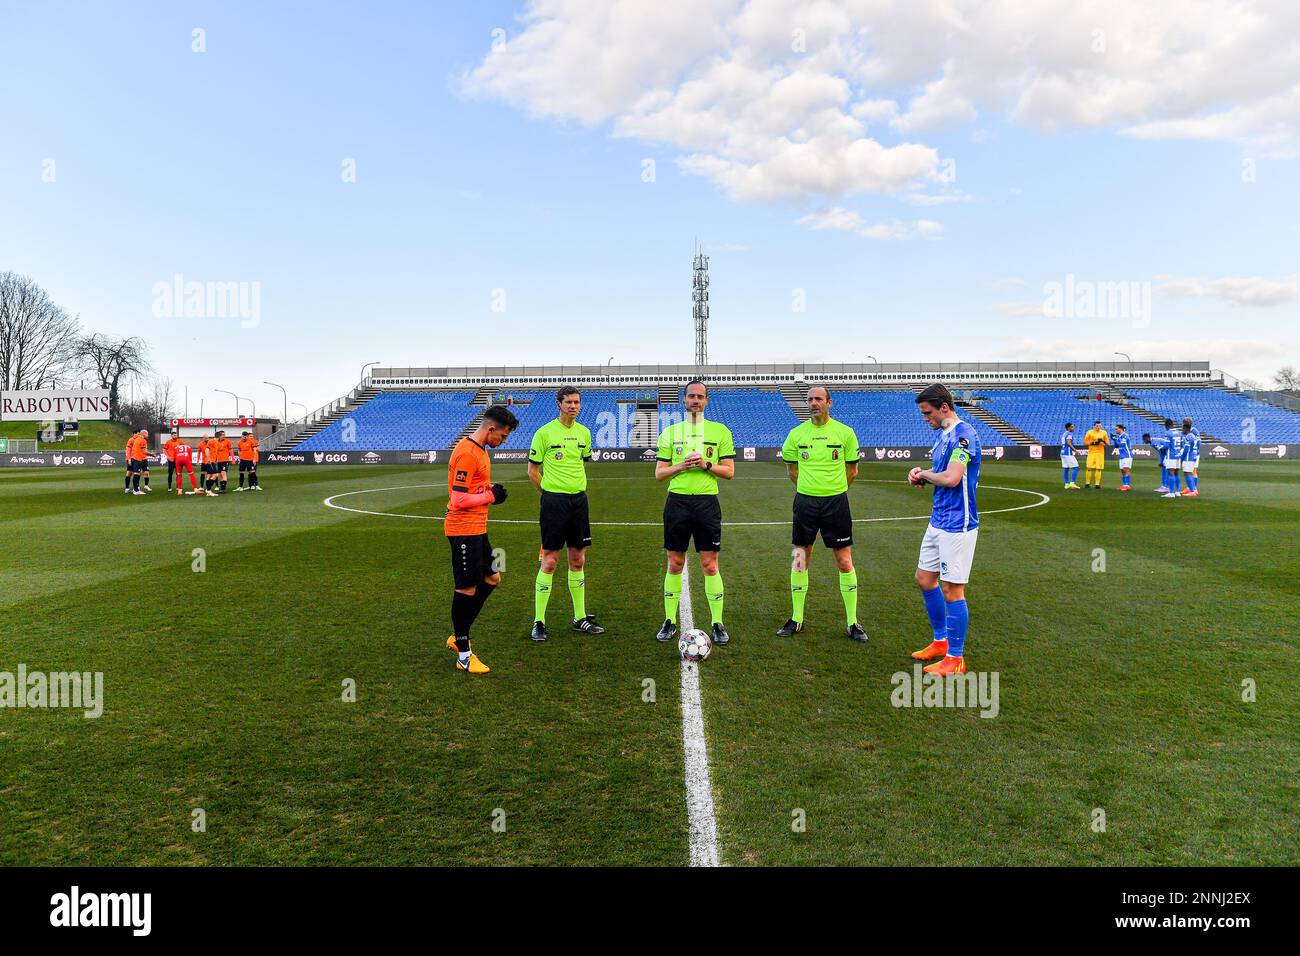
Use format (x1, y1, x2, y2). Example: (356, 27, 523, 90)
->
(1273, 366, 1299, 393)
(0, 272, 82, 390)
(76, 333, 151, 419)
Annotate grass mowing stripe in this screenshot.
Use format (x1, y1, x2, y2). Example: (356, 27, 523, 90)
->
(678, 562, 719, 867)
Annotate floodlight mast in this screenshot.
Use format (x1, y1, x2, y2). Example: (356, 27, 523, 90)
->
(692, 243, 709, 369)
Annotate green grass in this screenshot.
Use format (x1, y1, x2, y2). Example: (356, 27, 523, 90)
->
(0, 419, 132, 451)
(1, 458, 1296, 865)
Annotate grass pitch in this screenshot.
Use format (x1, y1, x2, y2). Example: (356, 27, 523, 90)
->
(1, 458, 1296, 865)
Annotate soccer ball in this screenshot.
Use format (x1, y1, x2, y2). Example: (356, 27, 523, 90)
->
(678, 628, 712, 663)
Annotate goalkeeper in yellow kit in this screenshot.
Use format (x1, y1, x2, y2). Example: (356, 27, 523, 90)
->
(1082, 421, 1110, 490)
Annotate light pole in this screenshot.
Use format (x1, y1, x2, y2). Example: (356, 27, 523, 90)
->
(214, 389, 239, 417)
(361, 361, 381, 387)
(291, 402, 307, 419)
(1114, 351, 1132, 384)
(238, 396, 256, 419)
(264, 381, 287, 427)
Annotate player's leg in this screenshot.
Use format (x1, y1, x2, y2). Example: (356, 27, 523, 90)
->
(131, 461, 142, 492)
(568, 493, 601, 633)
(238, 460, 247, 489)
(124, 466, 132, 492)
(912, 527, 947, 659)
(249, 462, 259, 488)
(696, 497, 727, 644)
(447, 535, 492, 673)
(659, 495, 691, 641)
(533, 547, 559, 640)
(923, 529, 977, 676)
(659, 549, 686, 642)
(141, 466, 150, 490)
(219, 465, 228, 493)
(167, 459, 175, 491)
(824, 492, 864, 641)
(780, 494, 816, 635)
(1094, 456, 1103, 488)
(534, 491, 562, 639)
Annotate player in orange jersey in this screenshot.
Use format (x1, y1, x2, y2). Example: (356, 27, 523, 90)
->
(444, 404, 518, 675)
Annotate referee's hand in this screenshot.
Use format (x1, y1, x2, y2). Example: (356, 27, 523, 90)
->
(490, 483, 508, 504)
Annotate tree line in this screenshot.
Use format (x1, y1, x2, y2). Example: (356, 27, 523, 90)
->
(0, 272, 176, 432)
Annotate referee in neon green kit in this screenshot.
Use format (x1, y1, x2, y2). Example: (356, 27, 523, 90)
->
(528, 385, 604, 641)
(777, 385, 866, 642)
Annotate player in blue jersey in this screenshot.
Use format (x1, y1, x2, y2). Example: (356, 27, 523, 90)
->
(1143, 430, 1173, 493)
(1060, 423, 1083, 489)
(1112, 424, 1134, 491)
(1163, 419, 1185, 497)
(1180, 417, 1201, 497)
(906, 384, 980, 676)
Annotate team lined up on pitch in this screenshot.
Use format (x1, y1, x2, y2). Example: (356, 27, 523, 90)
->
(121, 428, 262, 496)
(441, 382, 981, 679)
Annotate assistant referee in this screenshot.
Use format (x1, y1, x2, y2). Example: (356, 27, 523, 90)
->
(778, 386, 867, 642)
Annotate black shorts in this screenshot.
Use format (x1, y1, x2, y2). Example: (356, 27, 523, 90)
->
(539, 490, 592, 551)
(448, 533, 495, 590)
(792, 491, 854, 549)
(239, 459, 254, 472)
(202, 463, 216, 474)
(128, 459, 146, 473)
(663, 492, 722, 553)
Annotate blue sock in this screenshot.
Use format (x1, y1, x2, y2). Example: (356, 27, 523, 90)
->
(1122, 472, 1130, 487)
(1190, 473, 1198, 491)
(944, 599, 969, 657)
(921, 585, 947, 641)
(1063, 468, 1069, 486)
(1073, 466, 1080, 483)
(1170, 469, 1180, 491)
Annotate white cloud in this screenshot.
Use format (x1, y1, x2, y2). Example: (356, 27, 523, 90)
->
(463, 1, 1300, 204)
(901, 190, 972, 206)
(1156, 274, 1300, 307)
(796, 208, 942, 239)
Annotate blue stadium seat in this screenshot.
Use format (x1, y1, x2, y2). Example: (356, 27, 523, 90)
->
(1124, 388, 1300, 443)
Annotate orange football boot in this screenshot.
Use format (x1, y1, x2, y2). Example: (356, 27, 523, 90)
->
(923, 655, 967, 675)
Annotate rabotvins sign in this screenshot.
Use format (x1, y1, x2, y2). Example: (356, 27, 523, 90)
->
(0, 389, 111, 421)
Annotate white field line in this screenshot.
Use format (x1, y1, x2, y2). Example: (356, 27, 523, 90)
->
(677, 562, 719, 867)
(321, 480, 1050, 525)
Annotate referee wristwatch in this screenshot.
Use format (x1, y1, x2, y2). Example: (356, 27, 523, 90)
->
(704, 460, 713, 471)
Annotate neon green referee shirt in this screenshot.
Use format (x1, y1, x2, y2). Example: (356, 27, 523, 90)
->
(781, 417, 860, 496)
(657, 417, 736, 495)
(528, 418, 592, 493)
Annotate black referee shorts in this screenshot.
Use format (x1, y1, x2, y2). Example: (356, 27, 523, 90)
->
(792, 491, 854, 549)
(539, 490, 592, 551)
(663, 492, 722, 553)
(448, 533, 495, 590)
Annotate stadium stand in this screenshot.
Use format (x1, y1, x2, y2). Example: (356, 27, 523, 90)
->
(266, 363, 1300, 451)
(1125, 388, 1300, 443)
(827, 390, 1010, 446)
(978, 390, 1160, 445)
(295, 391, 476, 450)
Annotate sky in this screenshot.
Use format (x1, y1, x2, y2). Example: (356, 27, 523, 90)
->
(1, 0, 1298, 419)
